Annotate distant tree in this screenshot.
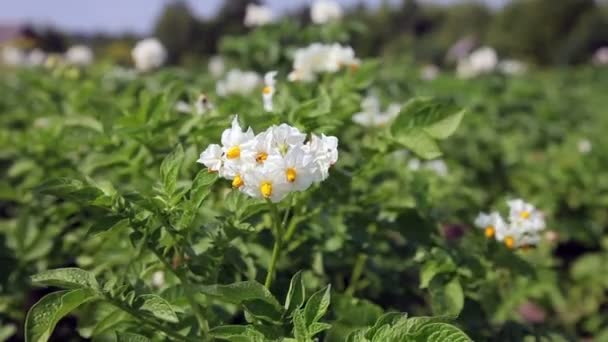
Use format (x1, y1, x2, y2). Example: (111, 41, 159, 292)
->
(153, 1, 198, 64)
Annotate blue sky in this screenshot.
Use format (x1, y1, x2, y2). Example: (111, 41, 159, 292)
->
(0, 0, 506, 34)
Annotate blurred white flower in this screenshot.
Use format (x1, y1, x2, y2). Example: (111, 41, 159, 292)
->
(593, 47, 608, 65)
(131, 38, 167, 72)
(2, 46, 26, 66)
(474, 212, 507, 240)
(424, 159, 448, 177)
(208, 55, 225, 78)
(65, 45, 94, 66)
(198, 117, 338, 202)
(288, 43, 359, 82)
(244, 4, 274, 27)
(420, 64, 440, 81)
(457, 46, 497, 79)
(577, 139, 592, 154)
(175, 93, 212, 115)
(262, 71, 277, 112)
(151, 271, 165, 288)
(311, 0, 343, 24)
(498, 59, 526, 75)
(352, 95, 400, 127)
(216, 69, 261, 96)
(27, 48, 46, 66)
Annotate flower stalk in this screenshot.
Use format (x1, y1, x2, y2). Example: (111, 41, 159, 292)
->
(265, 200, 284, 289)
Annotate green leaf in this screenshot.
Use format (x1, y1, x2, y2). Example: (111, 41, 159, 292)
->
(190, 170, 218, 209)
(303, 285, 331, 326)
(242, 299, 283, 323)
(292, 309, 309, 341)
(136, 294, 179, 323)
(410, 322, 472, 342)
(25, 289, 98, 342)
(284, 271, 305, 316)
(31, 268, 99, 290)
(199, 281, 282, 311)
(308, 322, 332, 336)
(210, 325, 248, 338)
(115, 332, 151, 342)
(390, 97, 465, 159)
(429, 277, 464, 317)
(160, 144, 184, 195)
(364, 312, 406, 339)
(88, 215, 128, 237)
(92, 308, 129, 335)
(34, 178, 103, 202)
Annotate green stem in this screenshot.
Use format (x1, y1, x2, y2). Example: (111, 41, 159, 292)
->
(345, 253, 368, 296)
(264, 200, 284, 289)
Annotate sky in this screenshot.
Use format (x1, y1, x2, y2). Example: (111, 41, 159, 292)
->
(0, 0, 507, 34)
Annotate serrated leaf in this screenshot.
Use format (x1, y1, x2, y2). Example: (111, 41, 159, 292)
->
(199, 281, 282, 311)
(365, 312, 406, 339)
(31, 268, 99, 290)
(303, 285, 331, 327)
(115, 332, 151, 342)
(160, 144, 184, 195)
(34, 178, 103, 202)
(284, 271, 305, 316)
(411, 322, 472, 342)
(136, 294, 179, 323)
(25, 289, 98, 342)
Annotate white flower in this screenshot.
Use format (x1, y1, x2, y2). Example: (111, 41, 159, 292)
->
(457, 46, 497, 79)
(2, 46, 25, 66)
(407, 158, 421, 171)
(26, 49, 46, 66)
(424, 159, 448, 177)
(507, 199, 545, 231)
(288, 43, 359, 82)
(131, 38, 167, 72)
(578, 139, 592, 154)
(311, 0, 343, 24)
(65, 45, 93, 66)
(216, 69, 261, 96)
(352, 95, 400, 127)
(175, 100, 192, 113)
(197, 144, 223, 172)
(262, 71, 277, 112)
(498, 59, 526, 75)
(244, 4, 274, 27)
(208, 55, 225, 78)
(474, 212, 507, 240)
(195, 93, 213, 114)
(198, 118, 338, 202)
(420, 64, 440, 81)
(593, 47, 608, 65)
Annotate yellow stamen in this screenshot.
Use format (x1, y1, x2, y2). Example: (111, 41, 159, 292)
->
(260, 181, 272, 198)
(232, 174, 244, 188)
(262, 86, 272, 95)
(226, 146, 240, 159)
(484, 226, 495, 238)
(505, 236, 515, 249)
(255, 152, 268, 164)
(286, 168, 297, 183)
(520, 211, 530, 219)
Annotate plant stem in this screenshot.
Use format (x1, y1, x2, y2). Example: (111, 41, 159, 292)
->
(345, 253, 368, 296)
(264, 200, 284, 289)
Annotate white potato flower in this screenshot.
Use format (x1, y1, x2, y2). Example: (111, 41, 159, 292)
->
(498, 59, 526, 75)
(217, 69, 261, 96)
(578, 139, 592, 154)
(420, 64, 440, 81)
(311, 0, 343, 24)
(27, 48, 46, 66)
(151, 271, 165, 288)
(198, 116, 338, 202)
(65, 45, 94, 66)
(475, 199, 546, 249)
(457, 46, 498, 79)
(288, 43, 359, 82)
(352, 95, 400, 127)
(208, 55, 225, 78)
(131, 38, 167, 72)
(244, 4, 274, 27)
(175, 93, 213, 115)
(262, 71, 277, 112)
(593, 47, 608, 65)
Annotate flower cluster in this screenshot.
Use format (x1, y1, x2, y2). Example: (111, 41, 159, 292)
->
(311, 0, 343, 24)
(352, 95, 401, 127)
(475, 199, 546, 249)
(198, 117, 338, 203)
(131, 38, 167, 72)
(65, 45, 94, 66)
(288, 43, 359, 82)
